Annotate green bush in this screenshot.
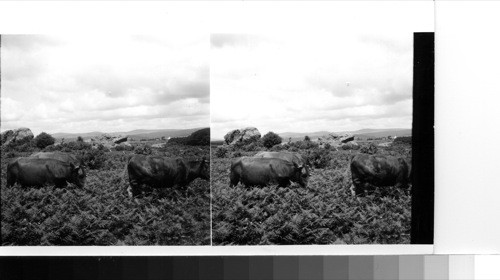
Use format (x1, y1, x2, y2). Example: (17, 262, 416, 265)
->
(360, 143, 378, 154)
(35, 132, 55, 149)
(135, 145, 152, 155)
(242, 142, 262, 152)
(261, 132, 282, 149)
(79, 149, 107, 170)
(393, 136, 412, 145)
(307, 149, 332, 169)
(287, 140, 318, 150)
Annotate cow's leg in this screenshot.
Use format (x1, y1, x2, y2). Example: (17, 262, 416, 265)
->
(351, 177, 365, 196)
(128, 178, 142, 198)
(229, 171, 239, 188)
(6, 172, 16, 187)
(54, 179, 68, 188)
(278, 179, 291, 188)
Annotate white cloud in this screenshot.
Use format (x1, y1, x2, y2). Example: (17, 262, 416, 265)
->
(210, 32, 418, 139)
(1, 34, 209, 135)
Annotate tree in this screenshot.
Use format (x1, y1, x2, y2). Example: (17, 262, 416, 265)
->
(304, 135, 311, 141)
(261, 131, 282, 148)
(77, 136, 84, 142)
(35, 132, 55, 149)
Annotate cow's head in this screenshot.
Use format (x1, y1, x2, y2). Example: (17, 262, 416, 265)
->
(198, 157, 210, 180)
(70, 163, 86, 188)
(293, 162, 309, 187)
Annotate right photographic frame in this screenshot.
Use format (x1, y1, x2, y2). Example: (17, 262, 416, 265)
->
(210, 29, 434, 244)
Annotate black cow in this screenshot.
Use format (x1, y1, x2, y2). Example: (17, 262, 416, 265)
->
(229, 157, 308, 188)
(126, 155, 209, 197)
(30, 151, 82, 165)
(350, 154, 411, 196)
(7, 157, 86, 188)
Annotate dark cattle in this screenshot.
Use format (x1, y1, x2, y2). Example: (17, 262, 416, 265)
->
(30, 151, 81, 165)
(126, 155, 209, 197)
(7, 157, 86, 188)
(229, 157, 308, 188)
(350, 154, 411, 196)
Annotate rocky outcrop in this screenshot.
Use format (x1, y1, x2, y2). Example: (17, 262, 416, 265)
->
(341, 141, 360, 150)
(378, 142, 392, 147)
(87, 134, 129, 150)
(113, 136, 128, 144)
(151, 143, 166, 149)
(317, 132, 357, 149)
(339, 133, 354, 143)
(1, 127, 34, 146)
(224, 127, 261, 145)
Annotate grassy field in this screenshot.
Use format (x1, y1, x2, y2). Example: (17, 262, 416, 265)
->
(1, 143, 210, 245)
(211, 142, 412, 245)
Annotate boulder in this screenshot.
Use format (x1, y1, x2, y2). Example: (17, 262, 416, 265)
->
(1, 127, 34, 146)
(339, 133, 354, 143)
(1, 130, 14, 144)
(151, 143, 166, 149)
(224, 127, 261, 145)
(341, 141, 360, 150)
(378, 142, 392, 147)
(117, 141, 133, 148)
(316, 133, 343, 148)
(113, 136, 128, 144)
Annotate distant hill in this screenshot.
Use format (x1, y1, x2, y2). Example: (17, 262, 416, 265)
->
(278, 128, 411, 141)
(212, 128, 411, 142)
(348, 128, 411, 139)
(279, 131, 331, 141)
(52, 128, 205, 141)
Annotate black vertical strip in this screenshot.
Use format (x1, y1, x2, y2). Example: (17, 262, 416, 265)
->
(411, 32, 435, 244)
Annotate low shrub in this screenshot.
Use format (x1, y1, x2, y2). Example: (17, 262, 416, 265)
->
(261, 132, 282, 149)
(78, 149, 107, 170)
(35, 132, 55, 149)
(306, 149, 332, 169)
(215, 146, 228, 158)
(134, 145, 152, 155)
(393, 136, 411, 145)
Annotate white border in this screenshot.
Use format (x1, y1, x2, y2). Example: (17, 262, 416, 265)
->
(0, 1, 434, 255)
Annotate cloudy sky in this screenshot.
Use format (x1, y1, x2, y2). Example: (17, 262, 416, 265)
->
(1, 34, 209, 136)
(211, 31, 420, 140)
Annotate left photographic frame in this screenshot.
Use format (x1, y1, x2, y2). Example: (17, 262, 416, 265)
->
(0, 34, 211, 245)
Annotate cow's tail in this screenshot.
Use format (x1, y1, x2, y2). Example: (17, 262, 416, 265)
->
(6, 158, 19, 187)
(122, 155, 133, 187)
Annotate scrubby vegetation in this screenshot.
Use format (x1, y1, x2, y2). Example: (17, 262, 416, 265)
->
(169, 128, 210, 146)
(394, 136, 412, 145)
(211, 139, 412, 245)
(1, 136, 210, 245)
(34, 132, 55, 149)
